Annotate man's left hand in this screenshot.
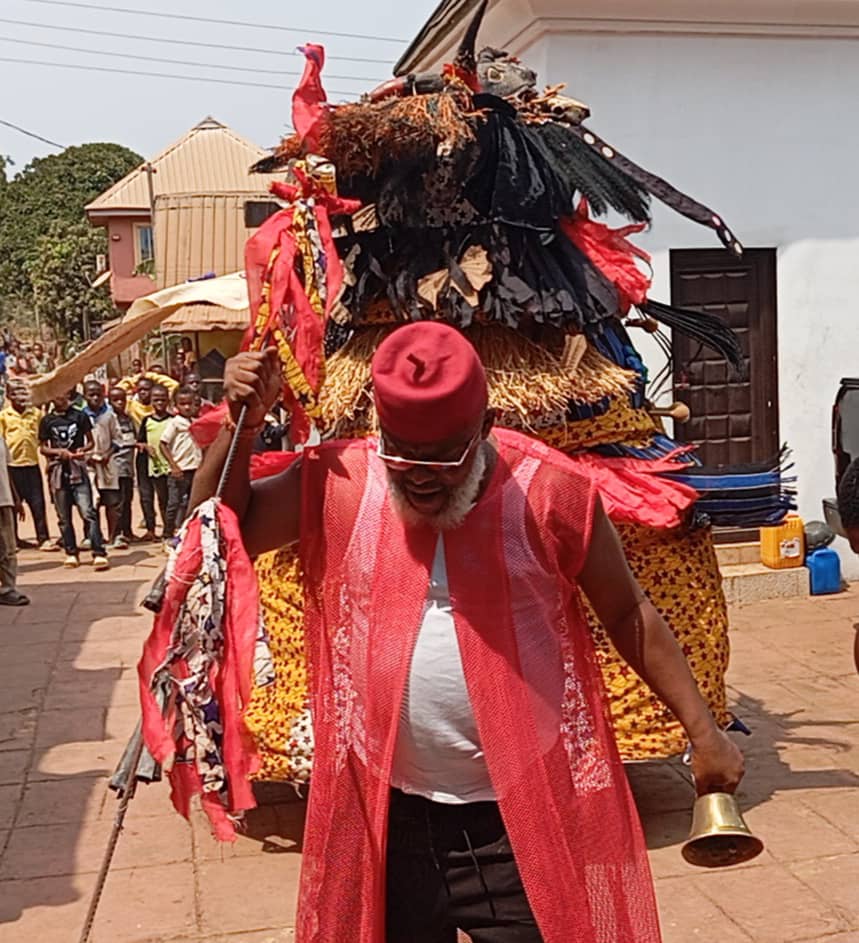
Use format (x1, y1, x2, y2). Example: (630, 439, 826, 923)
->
(690, 727, 745, 795)
(15, 501, 24, 523)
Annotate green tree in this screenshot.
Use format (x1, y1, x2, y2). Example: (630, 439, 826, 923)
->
(27, 221, 114, 341)
(0, 142, 141, 298)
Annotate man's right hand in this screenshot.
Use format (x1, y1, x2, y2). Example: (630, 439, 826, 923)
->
(224, 348, 281, 429)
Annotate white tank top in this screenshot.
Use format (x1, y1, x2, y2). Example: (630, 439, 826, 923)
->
(390, 536, 495, 804)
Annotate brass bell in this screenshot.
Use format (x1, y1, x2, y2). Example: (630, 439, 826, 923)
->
(682, 792, 764, 868)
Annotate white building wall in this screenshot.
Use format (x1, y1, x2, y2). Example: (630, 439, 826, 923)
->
(522, 31, 859, 574)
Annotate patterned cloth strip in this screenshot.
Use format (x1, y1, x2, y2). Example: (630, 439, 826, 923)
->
(151, 505, 230, 795)
(150, 503, 274, 803)
(659, 453, 797, 528)
(595, 432, 698, 463)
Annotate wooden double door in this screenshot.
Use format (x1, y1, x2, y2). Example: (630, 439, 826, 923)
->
(670, 248, 779, 468)
(670, 248, 779, 542)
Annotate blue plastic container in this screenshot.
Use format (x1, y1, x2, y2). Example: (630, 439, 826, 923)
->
(806, 547, 842, 595)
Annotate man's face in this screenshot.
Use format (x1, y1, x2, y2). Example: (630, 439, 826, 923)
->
(185, 372, 201, 393)
(136, 379, 153, 405)
(84, 382, 104, 411)
(52, 393, 70, 413)
(8, 386, 27, 410)
(151, 387, 169, 415)
(132, 359, 142, 374)
(381, 412, 492, 523)
(175, 393, 196, 420)
(33, 344, 43, 357)
(109, 387, 127, 415)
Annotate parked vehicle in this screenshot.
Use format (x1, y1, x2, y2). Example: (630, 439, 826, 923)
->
(823, 377, 859, 536)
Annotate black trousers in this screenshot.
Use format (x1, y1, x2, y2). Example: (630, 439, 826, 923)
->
(386, 789, 542, 943)
(10, 465, 48, 543)
(53, 478, 106, 557)
(164, 470, 195, 538)
(136, 452, 156, 532)
(137, 453, 168, 535)
(114, 476, 134, 541)
(150, 476, 168, 535)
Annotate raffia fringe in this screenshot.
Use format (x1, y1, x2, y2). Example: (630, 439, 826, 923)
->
(318, 324, 637, 434)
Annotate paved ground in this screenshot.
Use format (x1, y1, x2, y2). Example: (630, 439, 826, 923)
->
(0, 537, 857, 943)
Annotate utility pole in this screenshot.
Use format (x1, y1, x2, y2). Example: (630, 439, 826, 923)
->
(143, 162, 167, 365)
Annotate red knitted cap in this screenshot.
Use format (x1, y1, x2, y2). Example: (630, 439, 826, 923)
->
(372, 322, 488, 444)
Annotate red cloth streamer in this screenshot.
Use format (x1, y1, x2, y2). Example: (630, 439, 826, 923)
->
(137, 503, 262, 841)
(442, 61, 481, 92)
(241, 44, 361, 442)
(189, 404, 296, 479)
(250, 450, 297, 480)
(293, 44, 327, 150)
(243, 177, 359, 443)
(190, 401, 228, 449)
(565, 449, 699, 529)
(561, 199, 652, 314)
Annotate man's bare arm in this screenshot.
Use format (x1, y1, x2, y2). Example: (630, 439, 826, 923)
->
(188, 349, 301, 557)
(578, 499, 744, 795)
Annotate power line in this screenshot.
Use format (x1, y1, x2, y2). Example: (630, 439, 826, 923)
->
(0, 117, 65, 149)
(0, 36, 384, 84)
(0, 16, 393, 66)
(22, 0, 408, 44)
(0, 55, 362, 98)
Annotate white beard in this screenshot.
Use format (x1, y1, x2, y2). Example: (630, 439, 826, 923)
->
(388, 444, 489, 532)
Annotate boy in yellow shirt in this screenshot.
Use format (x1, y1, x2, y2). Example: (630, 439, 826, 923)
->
(0, 383, 51, 549)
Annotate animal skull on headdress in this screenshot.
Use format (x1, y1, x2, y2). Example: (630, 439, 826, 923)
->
(476, 47, 537, 100)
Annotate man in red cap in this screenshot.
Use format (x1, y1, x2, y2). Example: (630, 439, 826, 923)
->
(191, 321, 744, 943)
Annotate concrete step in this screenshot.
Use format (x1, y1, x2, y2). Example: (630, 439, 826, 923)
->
(721, 562, 808, 607)
(715, 541, 761, 567)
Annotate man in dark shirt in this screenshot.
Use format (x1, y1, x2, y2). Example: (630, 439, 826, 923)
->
(38, 390, 109, 570)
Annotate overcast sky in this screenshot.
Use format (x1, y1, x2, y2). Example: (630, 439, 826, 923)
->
(0, 0, 440, 173)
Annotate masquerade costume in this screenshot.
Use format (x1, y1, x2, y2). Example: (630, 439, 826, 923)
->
(242, 5, 792, 783)
(139, 9, 792, 938)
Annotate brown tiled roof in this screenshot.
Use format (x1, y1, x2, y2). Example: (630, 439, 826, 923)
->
(86, 116, 272, 215)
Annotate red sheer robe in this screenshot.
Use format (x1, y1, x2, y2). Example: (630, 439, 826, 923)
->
(296, 427, 662, 943)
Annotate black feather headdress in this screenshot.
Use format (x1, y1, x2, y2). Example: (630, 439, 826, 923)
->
(252, 0, 743, 366)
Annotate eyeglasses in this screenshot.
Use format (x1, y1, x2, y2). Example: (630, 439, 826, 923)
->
(376, 431, 481, 472)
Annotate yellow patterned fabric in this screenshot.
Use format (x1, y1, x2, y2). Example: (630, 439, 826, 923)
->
(587, 522, 731, 759)
(245, 548, 312, 783)
(538, 396, 659, 453)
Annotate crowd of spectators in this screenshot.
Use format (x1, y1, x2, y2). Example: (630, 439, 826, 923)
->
(0, 349, 213, 603)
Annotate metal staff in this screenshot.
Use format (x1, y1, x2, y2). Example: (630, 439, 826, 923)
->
(78, 405, 249, 943)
